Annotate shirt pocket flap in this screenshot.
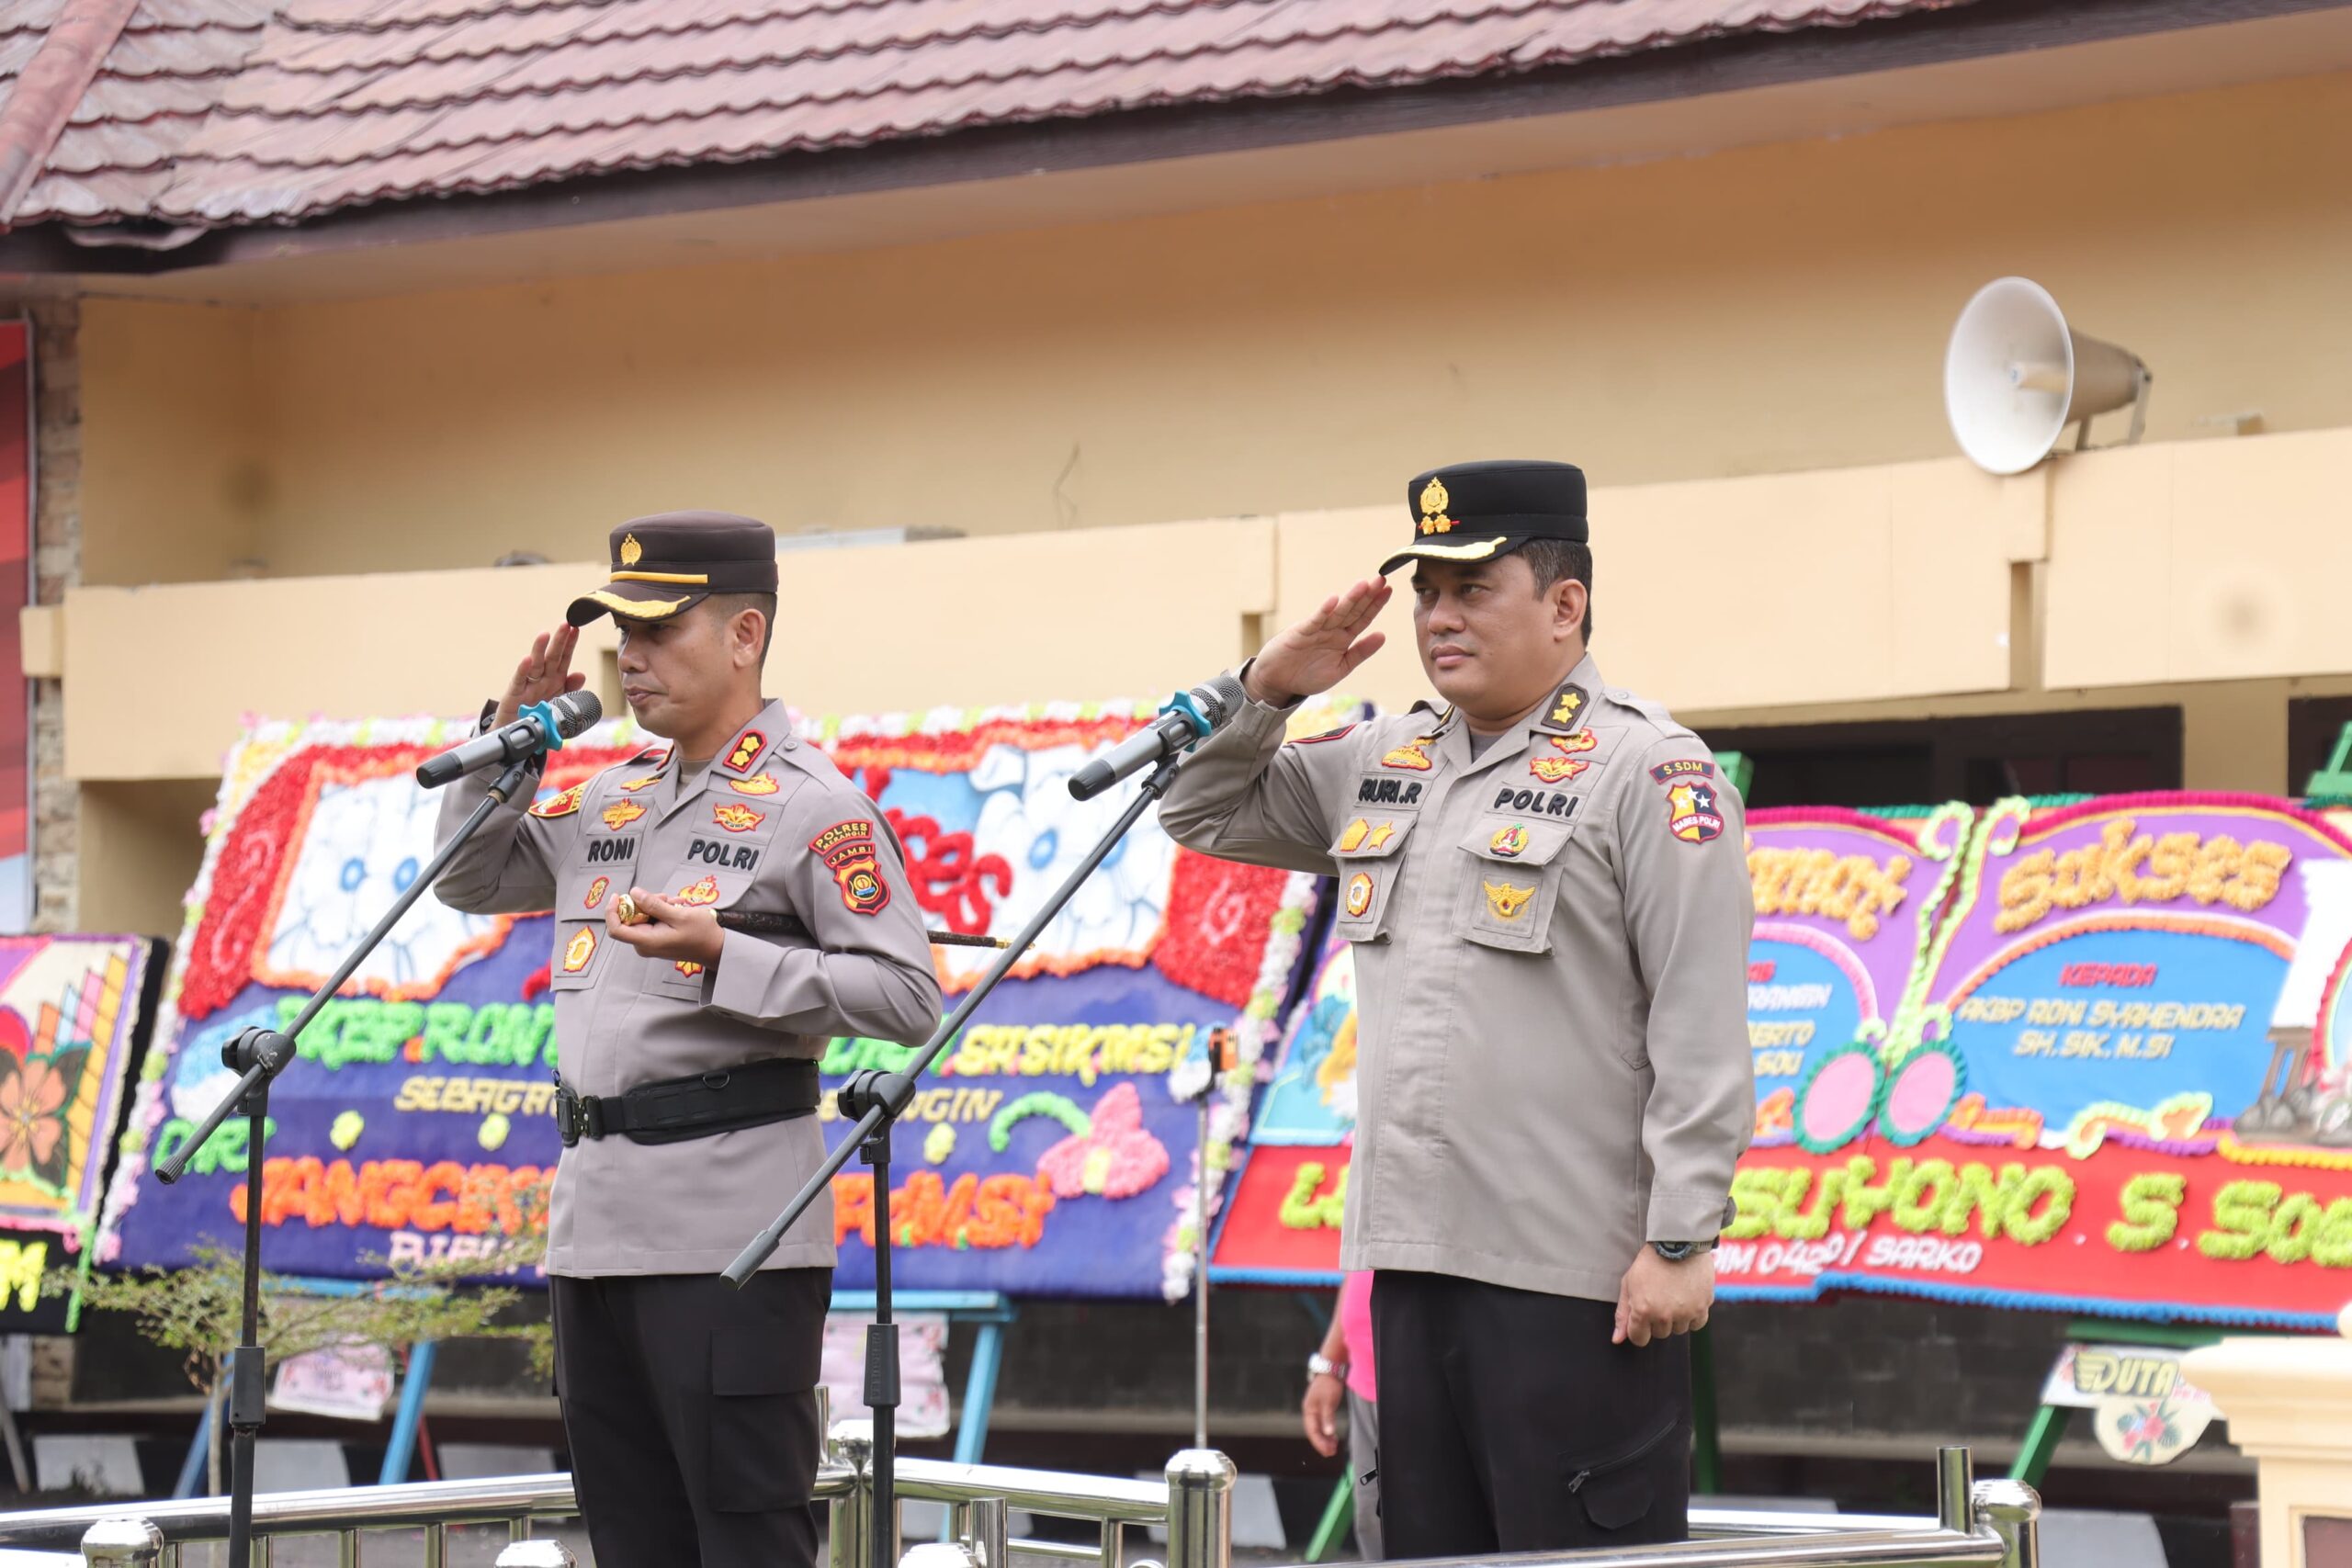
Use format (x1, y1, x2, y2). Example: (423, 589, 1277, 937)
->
(1329, 814, 1419, 861)
(1457, 818, 1575, 867)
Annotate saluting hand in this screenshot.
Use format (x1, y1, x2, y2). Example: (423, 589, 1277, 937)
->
(496, 624, 589, 729)
(1245, 579, 1392, 706)
(1613, 1248, 1713, 1348)
(606, 887, 725, 966)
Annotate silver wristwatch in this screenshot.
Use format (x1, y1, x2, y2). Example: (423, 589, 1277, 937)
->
(1307, 1353, 1344, 1382)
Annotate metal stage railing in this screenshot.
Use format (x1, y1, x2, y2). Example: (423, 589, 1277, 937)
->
(1, 1433, 2038, 1568)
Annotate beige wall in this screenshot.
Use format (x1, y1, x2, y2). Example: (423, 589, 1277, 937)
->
(2043, 426, 2352, 688)
(66, 457, 2034, 784)
(74, 70, 2352, 588)
(54, 67, 2352, 933)
(77, 300, 264, 587)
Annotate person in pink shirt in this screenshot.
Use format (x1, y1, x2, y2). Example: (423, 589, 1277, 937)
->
(1304, 1269, 1382, 1559)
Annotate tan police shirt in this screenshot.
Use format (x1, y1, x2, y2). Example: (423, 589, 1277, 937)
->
(434, 700, 941, 1276)
(1159, 655, 1754, 1302)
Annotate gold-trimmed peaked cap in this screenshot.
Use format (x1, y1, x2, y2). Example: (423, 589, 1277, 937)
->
(1378, 459, 1589, 575)
(565, 511, 780, 626)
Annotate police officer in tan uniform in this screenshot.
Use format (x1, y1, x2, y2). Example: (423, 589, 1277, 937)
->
(1159, 462, 1752, 1555)
(435, 512, 941, 1568)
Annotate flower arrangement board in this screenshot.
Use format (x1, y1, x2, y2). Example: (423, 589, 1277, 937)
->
(1214, 806, 1965, 1287)
(99, 718, 653, 1280)
(1721, 793, 2352, 1327)
(99, 703, 1330, 1301)
(808, 701, 1328, 1301)
(0, 935, 161, 1328)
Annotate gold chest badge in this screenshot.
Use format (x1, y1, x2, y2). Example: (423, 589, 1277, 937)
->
(561, 926, 597, 973)
(1344, 872, 1375, 919)
(1381, 737, 1436, 771)
(1483, 880, 1536, 921)
(602, 800, 646, 830)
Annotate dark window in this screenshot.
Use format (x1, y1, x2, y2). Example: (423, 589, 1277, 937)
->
(2290, 695, 2352, 798)
(1706, 707, 2182, 810)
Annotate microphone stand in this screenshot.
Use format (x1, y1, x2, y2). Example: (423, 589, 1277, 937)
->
(155, 753, 542, 1568)
(725, 752, 1186, 1568)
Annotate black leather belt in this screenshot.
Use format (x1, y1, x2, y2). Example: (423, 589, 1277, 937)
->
(554, 1058, 820, 1147)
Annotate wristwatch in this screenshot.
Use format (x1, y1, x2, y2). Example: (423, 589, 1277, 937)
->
(1652, 1197, 1739, 1263)
(1307, 1353, 1345, 1383)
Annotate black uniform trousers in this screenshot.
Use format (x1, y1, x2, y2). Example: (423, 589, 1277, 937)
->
(552, 1267, 831, 1568)
(1371, 1269, 1690, 1559)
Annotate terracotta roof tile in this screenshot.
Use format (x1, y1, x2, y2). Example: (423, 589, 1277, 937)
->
(3, 0, 1979, 231)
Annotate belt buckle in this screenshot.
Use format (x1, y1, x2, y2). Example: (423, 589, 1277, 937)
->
(556, 1087, 584, 1147)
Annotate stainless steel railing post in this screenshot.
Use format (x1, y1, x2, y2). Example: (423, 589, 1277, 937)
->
(1162, 1450, 1234, 1568)
(833, 1419, 876, 1568)
(80, 1518, 165, 1566)
(1934, 1447, 1973, 1535)
(961, 1495, 1008, 1568)
(1972, 1478, 2043, 1568)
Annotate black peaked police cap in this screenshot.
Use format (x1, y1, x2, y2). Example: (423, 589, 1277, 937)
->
(566, 511, 781, 626)
(1378, 460, 1589, 576)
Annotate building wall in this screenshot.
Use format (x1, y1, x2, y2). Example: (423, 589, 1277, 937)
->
(75, 299, 263, 588)
(73, 69, 2352, 588)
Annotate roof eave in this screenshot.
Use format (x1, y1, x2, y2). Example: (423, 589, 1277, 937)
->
(0, 0, 2337, 279)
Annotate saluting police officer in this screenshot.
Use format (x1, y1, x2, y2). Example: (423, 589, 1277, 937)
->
(1159, 461, 1753, 1555)
(435, 512, 942, 1568)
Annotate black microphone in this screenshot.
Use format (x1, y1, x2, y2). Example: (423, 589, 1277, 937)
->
(1069, 672, 1248, 801)
(415, 691, 604, 789)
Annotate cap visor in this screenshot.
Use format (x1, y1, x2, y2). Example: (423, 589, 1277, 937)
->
(565, 582, 708, 626)
(1377, 536, 1515, 575)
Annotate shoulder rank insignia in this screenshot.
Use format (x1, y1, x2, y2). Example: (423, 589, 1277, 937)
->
(1381, 737, 1436, 771)
(1293, 724, 1357, 746)
(1483, 880, 1536, 921)
(722, 729, 767, 773)
(529, 783, 585, 818)
(1537, 683, 1589, 734)
(1666, 781, 1726, 845)
(727, 772, 782, 795)
(601, 800, 647, 831)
